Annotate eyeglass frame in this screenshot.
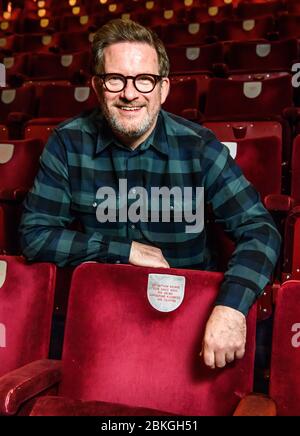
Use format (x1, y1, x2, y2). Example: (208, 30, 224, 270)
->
(95, 73, 164, 93)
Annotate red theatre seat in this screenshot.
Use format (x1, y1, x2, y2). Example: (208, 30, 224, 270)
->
(236, 0, 282, 19)
(167, 43, 224, 74)
(291, 135, 300, 204)
(269, 280, 300, 415)
(8, 263, 257, 416)
(226, 39, 298, 74)
(25, 84, 98, 143)
(216, 16, 275, 42)
(26, 51, 91, 81)
(0, 139, 44, 201)
(278, 15, 300, 39)
(204, 75, 293, 120)
(0, 256, 56, 378)
(0, 85, 36, 130)
(161, 22, 214, 47)
(283, 206, 300, 281)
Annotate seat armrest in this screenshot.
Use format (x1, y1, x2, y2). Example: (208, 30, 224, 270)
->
(233, 394, 277, 416)
(0, 359, 61, 415)
(264, 194, 295, 212)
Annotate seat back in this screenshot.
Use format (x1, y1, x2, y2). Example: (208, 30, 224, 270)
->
(37, 84, 98, 118)
(270, 280, 300, 415)
(0, 256, 56, 377)
(0, 85, 36, 124)
(0, 139, 44, 200)
(204, 75, 293, 120)
(59, 263, 257, 416)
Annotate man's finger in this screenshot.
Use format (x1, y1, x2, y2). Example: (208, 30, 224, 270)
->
(203, 347, 215, 369)
(235, 348, 246, 360)
(225, 352, 235, 364)
(215, 351, 226, 368)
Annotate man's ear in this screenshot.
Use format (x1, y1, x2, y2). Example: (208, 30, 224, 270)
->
(91, 75, 102, 101)
(160, 77, 170, 105)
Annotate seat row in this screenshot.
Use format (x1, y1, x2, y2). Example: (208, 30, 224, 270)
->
(0, 256, 299, 415)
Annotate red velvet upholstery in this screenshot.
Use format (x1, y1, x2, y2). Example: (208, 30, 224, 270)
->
(216, 16, 275, 42)
(0, 359, 61, 415)
(292, 135, 300, 204)
(269, 280, 300, 415)
(236, 1, 282, 19)
(0, 138, 44, 201)
(56, 263, 256, 416)
(163, 78, 200, 120)
(0, 256, 56, 377)
(204, 75, 293, 120)
(26, 51, 91, 81)
(35, 84, 98, 118)
(53, 31, 93, 53)
(0, 85, 36, 125)
(161, 23, 214, 47)
(0, 206, 4, 252)
(31, 396, 175, 416)
(202, 128, 282, 200)
(167, 43, 224, 74)
(278, 15, 300, 39)
(287, 0, 300, 14)
(283, 207, 300, 280)
(226, 40, 298, 74)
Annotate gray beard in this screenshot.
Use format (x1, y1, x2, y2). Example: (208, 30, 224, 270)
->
(101, 101, 160, 139)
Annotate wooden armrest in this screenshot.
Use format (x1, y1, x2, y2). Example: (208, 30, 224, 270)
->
(0, 359, 61, 415)
(233, 394, 277, 416)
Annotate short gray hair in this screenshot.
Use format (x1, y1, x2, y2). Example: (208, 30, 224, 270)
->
(92, 19, 170, 77)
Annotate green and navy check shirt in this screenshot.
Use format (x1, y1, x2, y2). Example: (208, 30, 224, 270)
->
(20, 108, 281, 315)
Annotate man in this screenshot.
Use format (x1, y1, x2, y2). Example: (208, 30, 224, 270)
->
(20, 19, 281, 370)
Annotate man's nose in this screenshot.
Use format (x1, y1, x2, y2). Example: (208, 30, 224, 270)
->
(120, 78, 139, 100)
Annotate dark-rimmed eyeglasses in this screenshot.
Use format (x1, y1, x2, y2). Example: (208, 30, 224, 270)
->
(96, 73, 163, 93)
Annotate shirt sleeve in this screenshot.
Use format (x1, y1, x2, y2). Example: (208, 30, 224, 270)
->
(19, 131, 132, 267)
(202, 138, 282, 315)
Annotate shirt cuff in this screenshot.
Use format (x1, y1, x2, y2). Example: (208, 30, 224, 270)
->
(214, 280, 258, 316)
(106, 239, 132, 264)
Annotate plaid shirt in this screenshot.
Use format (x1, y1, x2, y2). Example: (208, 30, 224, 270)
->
(20, 108, 281, 315)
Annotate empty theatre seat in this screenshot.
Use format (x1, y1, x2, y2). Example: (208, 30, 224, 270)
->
(202, 129, 282, 200)
(18, 33, 55, 53)
(53, 31, 94, 53)
(0, 256, 56, 379)
(167, 43, 224, 74)
(286, 0, 300, 14)
(59, 14, 93, 33)
(8, 263, 257, 416)
(269, 280, 300, 415)
(226, 39, 298, 74)
(216, 16, 275, 41)
(0, 85, 36, 139)
(236, 0, 282, 19)
(161, 22, 214, 46)
(26, 51, 91, 81)
(25, 84, 98, 142)
(278, 15, 300, 39)
(0, 138, 44, 201)
(204, 75, 293, 120)
(1, 53, 28, 79)
(163, 78, 200, 120)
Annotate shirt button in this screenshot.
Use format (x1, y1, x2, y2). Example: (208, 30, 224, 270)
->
(131, 224, 135, 230)
(92, 202, 97, 208)
(115, 260, 121, 264)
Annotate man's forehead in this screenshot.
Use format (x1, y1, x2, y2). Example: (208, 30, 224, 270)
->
(103, 41, 159, 65)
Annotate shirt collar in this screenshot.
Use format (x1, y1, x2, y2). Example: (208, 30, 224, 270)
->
(93, 109, 169, 156)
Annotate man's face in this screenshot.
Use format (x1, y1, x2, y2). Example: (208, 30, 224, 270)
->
(92, 42, 170, 148)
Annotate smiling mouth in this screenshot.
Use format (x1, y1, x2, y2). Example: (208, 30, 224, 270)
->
(117, 106, 144, 112)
